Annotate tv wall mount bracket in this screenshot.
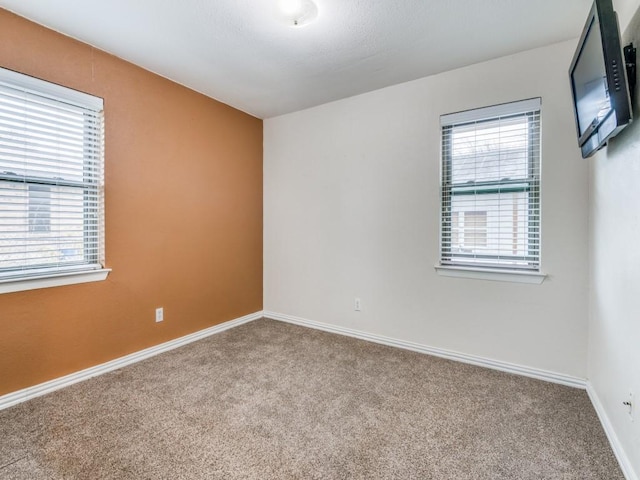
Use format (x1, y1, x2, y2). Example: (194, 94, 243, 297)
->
(624, 43, 636, 107)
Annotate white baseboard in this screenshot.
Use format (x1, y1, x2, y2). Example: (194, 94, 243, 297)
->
(587, 382, 639, 480)
(0, 311, 263, 411)
(3, 309, 633, 478)
(263, 310, 587, 389)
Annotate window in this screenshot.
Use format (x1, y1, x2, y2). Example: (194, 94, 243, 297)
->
(0, 67, 108, 292)
(439, 98, 541, 274)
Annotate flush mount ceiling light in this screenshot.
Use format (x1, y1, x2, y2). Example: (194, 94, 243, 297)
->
(277, 0, 319, 27)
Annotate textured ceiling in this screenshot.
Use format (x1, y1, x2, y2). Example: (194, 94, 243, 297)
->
(0, 0, 593, 118)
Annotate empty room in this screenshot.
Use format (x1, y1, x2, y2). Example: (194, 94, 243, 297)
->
(0, 0, 639, 478)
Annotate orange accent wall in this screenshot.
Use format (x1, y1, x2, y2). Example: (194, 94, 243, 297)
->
(0, 9, 263, 396)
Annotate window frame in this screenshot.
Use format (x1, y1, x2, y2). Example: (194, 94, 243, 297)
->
(0, 68, 110, 294)
(436, 98, 546, 284)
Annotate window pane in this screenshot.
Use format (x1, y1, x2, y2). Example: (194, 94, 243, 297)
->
(450, 116, 530, 184)
(1, 181, 88, 270)
(28, 184, 51, 233)
(449, 192, 534, 266)
(0, 90, 89, 182)
(451, 210, 487, 250)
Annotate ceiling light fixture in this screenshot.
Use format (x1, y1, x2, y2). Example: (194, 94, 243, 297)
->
(277, 0, 318, 27)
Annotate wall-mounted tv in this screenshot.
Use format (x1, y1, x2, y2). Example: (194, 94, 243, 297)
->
(569, 0, 634, 158)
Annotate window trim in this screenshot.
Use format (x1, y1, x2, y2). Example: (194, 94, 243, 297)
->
(0, 67, 109, 293)
(0, 267, 111, 294)
(434, 265, 546, 284)
(438, 98, 545, 282)
(0, 68, 103, 110)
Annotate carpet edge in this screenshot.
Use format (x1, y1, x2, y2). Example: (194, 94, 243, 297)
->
(263, 310, 587, 389)
(587, 382, 639, 480)
(0, 310, 263, 411)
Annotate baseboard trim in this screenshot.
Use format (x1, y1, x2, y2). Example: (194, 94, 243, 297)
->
(0, 311, 262, 411)
(263, 310, 586, 389)
(4, 309, 630, 477)
(587, 382, 639, 480)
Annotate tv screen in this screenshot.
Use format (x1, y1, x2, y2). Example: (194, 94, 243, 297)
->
(569, 0, 633, 158)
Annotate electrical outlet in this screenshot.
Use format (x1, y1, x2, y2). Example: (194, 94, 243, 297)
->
(628, 391, 634, 421)
(155, 307, 164, 323)
(354, 298, 361, 311)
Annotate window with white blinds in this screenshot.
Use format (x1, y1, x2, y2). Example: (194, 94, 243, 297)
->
(440, 98, 541, 271)
(0, 67, 105, 282)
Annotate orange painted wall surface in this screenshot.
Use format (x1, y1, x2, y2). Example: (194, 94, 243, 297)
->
(0, 9, 263, 396)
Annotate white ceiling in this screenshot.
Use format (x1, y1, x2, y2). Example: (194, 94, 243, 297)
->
(0, 0, 592, 119)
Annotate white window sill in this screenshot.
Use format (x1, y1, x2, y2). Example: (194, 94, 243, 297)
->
(435, 265, 546, 284)
(0, 268, 111, 294)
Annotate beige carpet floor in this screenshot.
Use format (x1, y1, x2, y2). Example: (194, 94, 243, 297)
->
(0, 318, 624, 479)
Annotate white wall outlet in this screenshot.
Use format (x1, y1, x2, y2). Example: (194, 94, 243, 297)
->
(627, 391, 634, 421)
(155, 307, 164, 323)
(354, 297, 361, 311)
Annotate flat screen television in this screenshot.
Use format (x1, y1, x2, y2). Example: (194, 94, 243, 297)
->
(569, 0, 633, 158)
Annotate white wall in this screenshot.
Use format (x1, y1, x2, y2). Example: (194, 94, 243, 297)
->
(588, 1, 640, 477)
(264, 40, 589, 378)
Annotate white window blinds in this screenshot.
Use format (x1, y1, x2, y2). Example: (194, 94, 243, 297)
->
(440, 98, 541, 271)
(0, 68, 105, 280)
